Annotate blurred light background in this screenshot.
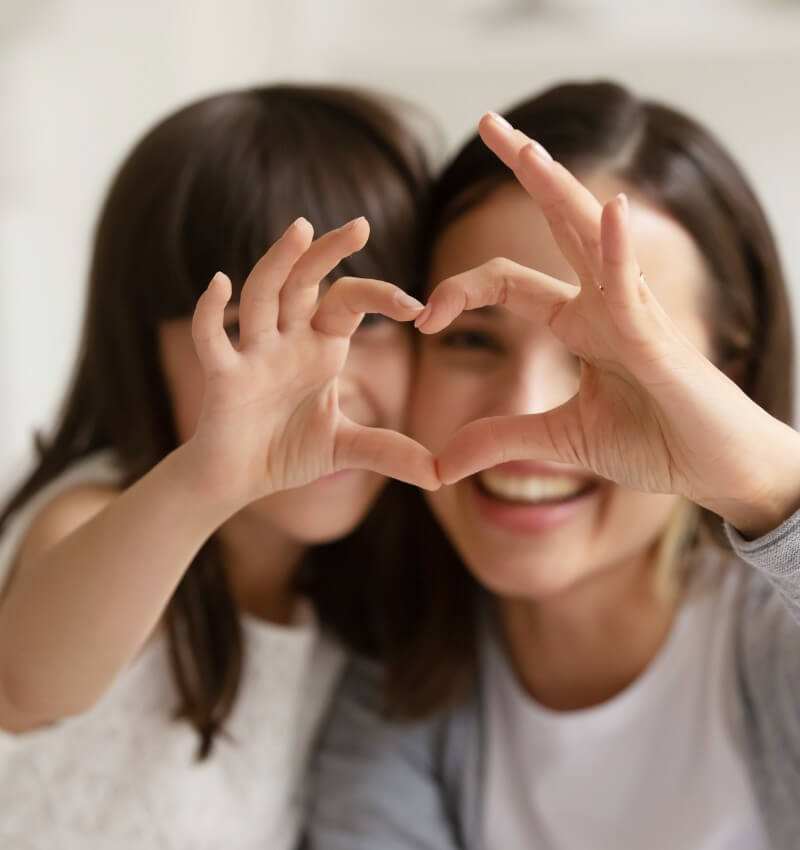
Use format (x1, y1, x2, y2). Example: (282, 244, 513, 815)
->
(2, 0, 799, 488)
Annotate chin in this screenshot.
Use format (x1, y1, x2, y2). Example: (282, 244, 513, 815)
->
(253, 472, 384, 544)
(465, 546, 590, 600)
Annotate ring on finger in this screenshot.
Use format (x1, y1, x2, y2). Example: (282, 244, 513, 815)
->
(597, 270, 645, 294)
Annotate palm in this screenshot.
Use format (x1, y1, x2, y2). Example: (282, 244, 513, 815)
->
(197, 330, 348, 493)
(188, 217, 437, 507)
(427, 118, 779, 517)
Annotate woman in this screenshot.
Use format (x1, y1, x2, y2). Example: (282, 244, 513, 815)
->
(308, 81, 800, 849)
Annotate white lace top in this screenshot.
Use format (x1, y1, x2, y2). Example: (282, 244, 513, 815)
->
(0, 454, 346, 850)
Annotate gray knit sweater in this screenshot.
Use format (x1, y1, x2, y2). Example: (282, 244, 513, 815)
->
(306, 512, 800, 850)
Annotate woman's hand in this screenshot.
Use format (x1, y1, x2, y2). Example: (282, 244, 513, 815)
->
(419, 114, 800, 538)
(187, 216, 439, 508)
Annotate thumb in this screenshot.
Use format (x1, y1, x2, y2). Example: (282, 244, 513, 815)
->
(334, 419, 440, 490)
(436, 405, 579, 485)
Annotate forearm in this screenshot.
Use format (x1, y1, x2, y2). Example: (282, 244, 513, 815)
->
(0, 444, 242, 728)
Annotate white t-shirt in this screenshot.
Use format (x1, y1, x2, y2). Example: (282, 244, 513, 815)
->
(0, 454, 346, 850)
(483, 558, 770, 849)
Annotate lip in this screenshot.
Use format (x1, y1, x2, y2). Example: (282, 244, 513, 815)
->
(467, 472, 597, 534)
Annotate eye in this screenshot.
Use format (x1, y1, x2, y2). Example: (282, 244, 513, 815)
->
(354, 313, 401, 338)
(436, 328, 503, 352)
(358, 313, 390, 328)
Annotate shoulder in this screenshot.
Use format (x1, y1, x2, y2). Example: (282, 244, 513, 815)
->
(13, 483, 119, 570)
(1, 453, 122, 596)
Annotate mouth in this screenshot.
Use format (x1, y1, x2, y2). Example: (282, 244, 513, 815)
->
(475, 468, 596, 504)
(467, 463, 598, 533)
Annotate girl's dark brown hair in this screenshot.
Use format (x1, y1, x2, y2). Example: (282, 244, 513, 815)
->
(0, 84, 432, 756)
(345, 79, 795, 718)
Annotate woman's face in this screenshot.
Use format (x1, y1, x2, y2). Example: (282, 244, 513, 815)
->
(411, 177, 712, 599)
(159, 308, 412, 543)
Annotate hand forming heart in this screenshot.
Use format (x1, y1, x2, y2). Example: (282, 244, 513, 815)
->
(185, 215, 440, 509)
(408, 113, 800, 538)
(188, 140, 800, 539)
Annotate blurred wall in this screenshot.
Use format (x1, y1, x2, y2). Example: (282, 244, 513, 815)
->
(2, 0, 799, 489)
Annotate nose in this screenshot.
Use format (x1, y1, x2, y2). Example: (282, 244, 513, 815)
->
(495, 333, 579, 417)
(336, 364, 364, 421)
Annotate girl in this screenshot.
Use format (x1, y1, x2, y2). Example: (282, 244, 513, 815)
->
(0, 84, 437, 849)
(309, 82, 800, 849)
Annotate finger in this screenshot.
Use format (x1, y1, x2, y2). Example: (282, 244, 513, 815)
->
(278, 217, 370, 330)
(478, 112, 549, 171)
(415, 258, 576, 335)
(600, 194, 676, 348)
(311, 277, 425, 338)
(479, 114, 601, 283)
(191, 272, 237, 375)
(517, 144, 604, 277)
(238, 217, 314, 345)
(334, 419, 441, 490)
(436, 403, 583, 485)
(600, 193, 643, 305)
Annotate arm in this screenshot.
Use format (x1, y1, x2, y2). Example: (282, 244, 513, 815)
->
(0, 447, 237, 731)
(0, 218, 436, 733)
(724, 515, 800, 843)
(306, 657, 465, 850)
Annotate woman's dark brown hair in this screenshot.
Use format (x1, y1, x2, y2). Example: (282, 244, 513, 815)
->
(344, 79, 795, 718)
(0, 84, 432, 756)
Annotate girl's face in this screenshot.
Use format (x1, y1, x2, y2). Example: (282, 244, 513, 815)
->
(158, 310, 412, 543)
(411, 177, 712, 599)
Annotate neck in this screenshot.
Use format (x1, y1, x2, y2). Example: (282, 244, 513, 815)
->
(215, 509, 305, 626)
(497, 548, 679, 711)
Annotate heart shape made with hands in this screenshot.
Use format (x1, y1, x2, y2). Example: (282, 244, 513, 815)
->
(405, 112, 799, 541)
(192, 111, 796, 535)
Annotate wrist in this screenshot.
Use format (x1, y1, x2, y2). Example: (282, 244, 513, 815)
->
(163, 442, 251, 525)
(708, 420, 800, 540)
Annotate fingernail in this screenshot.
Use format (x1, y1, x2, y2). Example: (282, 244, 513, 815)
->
(394, 290, 425, 311)
(341, 216, 367, 231)
(291, 216, 309, 231)
(522, 140, 553, 162)
(488, 111, 513, 130)
(617, 192, 629, 219)
(210, 271, 225, 288)
(414, 303, 432, 328)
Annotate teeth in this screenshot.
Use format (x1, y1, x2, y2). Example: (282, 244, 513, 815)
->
(479, 471, 587, 503)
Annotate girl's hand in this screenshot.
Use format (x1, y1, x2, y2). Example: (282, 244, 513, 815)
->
(187, 216, 439, 508)
(419, 114, 800, 538)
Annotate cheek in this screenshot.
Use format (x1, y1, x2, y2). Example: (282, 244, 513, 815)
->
(409, 355, 484, 451)
(582, 488, 681, 589)
(246, 473, 385, 543)
(599, 487, 678, 543)
(350, 332, 414, 428)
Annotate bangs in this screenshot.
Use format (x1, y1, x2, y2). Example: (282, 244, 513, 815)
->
(103, 87, 428, 327)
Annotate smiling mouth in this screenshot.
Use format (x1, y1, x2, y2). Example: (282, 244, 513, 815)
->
(475, 470, 596, 505)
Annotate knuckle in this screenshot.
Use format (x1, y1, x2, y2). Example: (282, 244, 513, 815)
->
(487, 256, 509, 278)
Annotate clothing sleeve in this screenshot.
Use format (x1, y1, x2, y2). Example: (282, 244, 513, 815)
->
(725, 508, 800, 845)
(726, 507, 800, 618)
(304, 655, 462, 850)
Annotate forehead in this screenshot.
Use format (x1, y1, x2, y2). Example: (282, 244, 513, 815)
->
(429, 177, 711, 333)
